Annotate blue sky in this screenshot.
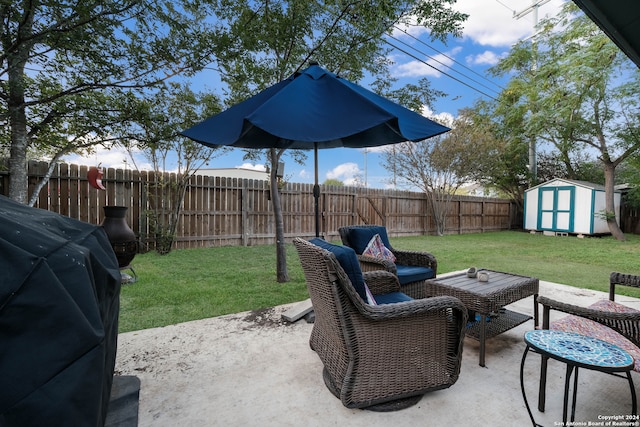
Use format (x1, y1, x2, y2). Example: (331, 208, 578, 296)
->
(66, 0, 565, 188)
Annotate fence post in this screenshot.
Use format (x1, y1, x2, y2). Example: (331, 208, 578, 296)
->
(458, 199, 462, 234)
(242, 180, 248, 247)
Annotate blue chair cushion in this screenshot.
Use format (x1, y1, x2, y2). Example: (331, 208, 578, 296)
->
(347, 226, 391, 254)
(396, 265, 434, 286)
(373, 292, 413, 305)
(309, 238, 367, 300)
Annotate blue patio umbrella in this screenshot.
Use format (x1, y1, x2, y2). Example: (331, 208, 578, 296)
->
(181, 63, 450, 237)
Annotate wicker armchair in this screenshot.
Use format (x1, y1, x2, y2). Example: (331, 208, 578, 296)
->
(338, 225, 437, 298)
(293, 237, 466, 411)
(536, 272, 640, 411)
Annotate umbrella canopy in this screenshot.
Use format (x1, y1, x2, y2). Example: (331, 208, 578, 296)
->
(181, 63, 450, 236)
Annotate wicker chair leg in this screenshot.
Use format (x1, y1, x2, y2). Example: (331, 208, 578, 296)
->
(363, 395, 423, 412)
(322, 368, 422, 411)
(322, 367, 341, 400)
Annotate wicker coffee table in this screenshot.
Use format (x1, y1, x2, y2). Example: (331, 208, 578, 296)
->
(424, 270, 539, 367)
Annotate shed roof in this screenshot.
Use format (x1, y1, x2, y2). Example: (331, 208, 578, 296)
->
(526, 178, 619, 193)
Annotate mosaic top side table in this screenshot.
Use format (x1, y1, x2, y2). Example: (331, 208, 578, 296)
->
(520, 330, 637, 426)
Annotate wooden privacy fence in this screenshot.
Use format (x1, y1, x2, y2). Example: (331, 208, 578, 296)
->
(0, 161, 519, 249)
(621, 203, 640, 234)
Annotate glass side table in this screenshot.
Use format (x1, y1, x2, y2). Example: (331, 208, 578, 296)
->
(520, 330, 637, 426)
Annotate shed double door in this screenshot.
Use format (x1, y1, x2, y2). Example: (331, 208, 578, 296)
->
(538, 186, 574, 232)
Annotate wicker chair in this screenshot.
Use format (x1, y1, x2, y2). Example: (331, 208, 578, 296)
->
(293, 237, 466, 411)
(338, 225, 437, 298)
(536, 272, 640, 411)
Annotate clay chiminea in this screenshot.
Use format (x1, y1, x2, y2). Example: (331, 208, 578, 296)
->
(101, 206, 137, 268)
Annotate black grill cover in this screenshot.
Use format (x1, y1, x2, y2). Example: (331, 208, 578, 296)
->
(0, 195, 121, 427)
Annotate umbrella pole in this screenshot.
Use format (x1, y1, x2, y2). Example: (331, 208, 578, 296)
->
(314, 142, 320, 238)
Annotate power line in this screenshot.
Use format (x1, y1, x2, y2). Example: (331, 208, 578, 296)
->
(386, 32, 503, 96)
(383, 38, 499, 101)
(514, 0, 550, 20)
(312, 0, 502, 102)
(495, 0, 515, 14)
(391, 25, 506, 93)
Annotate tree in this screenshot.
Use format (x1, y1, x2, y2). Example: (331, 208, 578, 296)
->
(125, 83, 229, 254)
(323, 178, 344, 186)
(491, 3, 640, 240)
(461, 96, 609, 216)
(536, 152, 605, 184)
(1, 1, 223, 205)
(440, 105, 530, 214)
(207, 0, 467, 281)
(381, 115, 477, 235)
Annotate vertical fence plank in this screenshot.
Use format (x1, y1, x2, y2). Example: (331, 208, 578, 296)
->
(26, 161, 48, 209)
(48, 163, 61, 214)
(138, 170, 150, 250)
(58, 163, 70, 217)
(241, 180, 249, 246)
(130, 168, 141, 240)
(70, 164, 79, 219)
(19, 161, 523, 247)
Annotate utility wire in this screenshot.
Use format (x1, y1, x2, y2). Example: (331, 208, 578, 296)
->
(312, 0, 503, 102)
(383, 38, 498, 101)
(386, 32, 503, 96)
(391, 25, 506, 92)
(495, 0, 515, 14)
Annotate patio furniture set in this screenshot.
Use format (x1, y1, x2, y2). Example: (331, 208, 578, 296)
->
(293, 225, 640, 422)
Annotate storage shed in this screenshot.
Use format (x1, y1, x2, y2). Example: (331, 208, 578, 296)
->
(524, 179, 621, 236)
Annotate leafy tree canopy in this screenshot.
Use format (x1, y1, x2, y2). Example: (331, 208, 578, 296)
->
(323, 178, 344, 186)
(1, 0, 225, 203)
(485, 2, 640, 239)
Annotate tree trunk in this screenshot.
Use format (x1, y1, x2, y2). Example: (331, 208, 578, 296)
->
(6, 6, 36, 205)
(160, 174, 190, 255)
(603, 160, 625, 241)
(28, 154, 65, 207)
(9, 131, 28, 204)
(270, 149, 289, 282)
(427, 192, 445, 236)
(8, 54, 30, 204)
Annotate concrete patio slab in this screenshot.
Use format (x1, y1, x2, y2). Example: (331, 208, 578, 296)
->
(114, 278, 640, 427)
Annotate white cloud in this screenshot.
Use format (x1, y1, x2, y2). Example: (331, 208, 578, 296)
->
(364, 146, 388, 154)
(466, 50, 506, 66)
(391, 18, 430, 39)
(299, 169, 310, 180)
(237, 162, 266, 171)
(453, 0, 565, 47)
(63, 146, 151, 171)
(422, 105, 455, 126)
(394, 60, 441, 78)
(394, 48, 461, 78)
(326, 162, 361, 185)
(390, 0, 564, 48)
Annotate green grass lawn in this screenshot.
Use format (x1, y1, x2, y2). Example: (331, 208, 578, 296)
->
(119, 231, 640, 333)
